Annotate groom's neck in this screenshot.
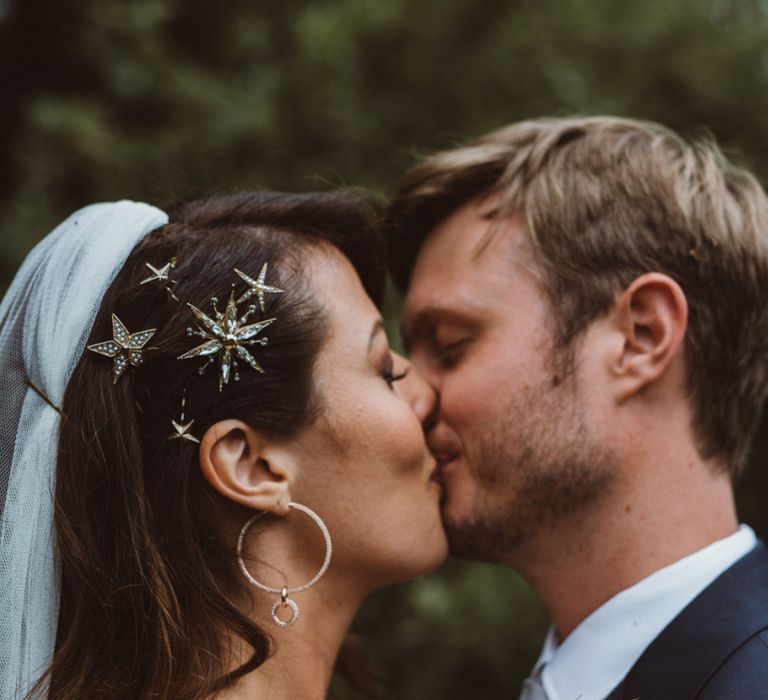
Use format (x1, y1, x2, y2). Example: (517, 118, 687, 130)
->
(513, 451, 738, 640)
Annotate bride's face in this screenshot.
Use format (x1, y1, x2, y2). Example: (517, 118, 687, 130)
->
(291, 244, 447, 589)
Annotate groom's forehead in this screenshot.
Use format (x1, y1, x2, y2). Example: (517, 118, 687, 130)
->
(402, 208, 539, 346)
(403, 248, 517, 338)
(408, 207, 529, 291)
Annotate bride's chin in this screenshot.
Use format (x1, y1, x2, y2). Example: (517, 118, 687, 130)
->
(375, 537, 448, 588)
(427, 492, 450, 568)
(433, 526, 450, 568)
(425, 542, 450, 576)
(414, 520, 450, 578)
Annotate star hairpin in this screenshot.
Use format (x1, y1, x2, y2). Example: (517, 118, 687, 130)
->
(178, 290, 275, 391)
(87, 314, 156, 383)
(235, 263, 284, 312)
(141, 258, 179, 300)
(168, 391, 199, 444)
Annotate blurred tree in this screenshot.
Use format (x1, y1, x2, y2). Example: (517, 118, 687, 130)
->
(2, 1, 768, 697)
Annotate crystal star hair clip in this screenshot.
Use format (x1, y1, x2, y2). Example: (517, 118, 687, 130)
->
(178, 263, 283, 391)
(234, 262, 284, 312)
(168, 390, 199, 444)
(87, 314, 156, 383)
(179, 292, 275, 391)
(140, 257, 179, 300)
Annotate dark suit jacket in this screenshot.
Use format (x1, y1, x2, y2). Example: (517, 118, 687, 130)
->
(604, 542, 768, 700)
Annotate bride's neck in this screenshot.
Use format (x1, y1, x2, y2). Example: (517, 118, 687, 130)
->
(217, 581, 365, 700)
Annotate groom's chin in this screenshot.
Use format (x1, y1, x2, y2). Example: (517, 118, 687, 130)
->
(441, 510, 525, 564)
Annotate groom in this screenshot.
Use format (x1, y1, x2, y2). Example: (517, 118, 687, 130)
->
(386, 117, 768, 699)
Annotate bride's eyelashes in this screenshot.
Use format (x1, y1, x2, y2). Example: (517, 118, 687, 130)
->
(380, 353, 409, 389)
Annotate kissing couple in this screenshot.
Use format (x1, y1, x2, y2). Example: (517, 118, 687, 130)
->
(2, 115, 768, 700)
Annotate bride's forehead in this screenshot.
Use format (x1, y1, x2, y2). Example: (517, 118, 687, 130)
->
(296, 249, 381, 371)
(307, 247, 374, 307)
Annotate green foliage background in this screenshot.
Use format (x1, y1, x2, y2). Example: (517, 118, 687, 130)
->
(2, 1, 768, 697)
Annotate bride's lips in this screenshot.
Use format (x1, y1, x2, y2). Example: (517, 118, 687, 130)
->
(430, 450, 460, 482)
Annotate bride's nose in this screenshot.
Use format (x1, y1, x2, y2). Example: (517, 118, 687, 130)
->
(392, 352, 438, 427)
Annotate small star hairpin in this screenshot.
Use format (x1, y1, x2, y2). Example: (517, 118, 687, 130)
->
(87, 314, 157, 383)
(141, 258, 179, 300)
(234, 263, 284, 312)
(168, 390, 199, 444)
(178, 289, 275, 391)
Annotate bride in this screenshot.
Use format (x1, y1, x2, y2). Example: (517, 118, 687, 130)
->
(0, 191, 447, 699)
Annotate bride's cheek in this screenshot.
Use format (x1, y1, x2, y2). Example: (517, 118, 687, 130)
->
(395, 415, 429, 474)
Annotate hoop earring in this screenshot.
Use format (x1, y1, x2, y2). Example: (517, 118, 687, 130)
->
(237, 501, 332, 628)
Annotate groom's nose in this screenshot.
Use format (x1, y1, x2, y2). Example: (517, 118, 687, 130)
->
(392, 352, 438, 429)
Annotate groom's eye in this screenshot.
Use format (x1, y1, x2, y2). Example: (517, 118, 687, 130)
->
(433, 338, 469, 367)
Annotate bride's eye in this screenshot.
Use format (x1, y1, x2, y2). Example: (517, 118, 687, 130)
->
(380, 353, 409, 389)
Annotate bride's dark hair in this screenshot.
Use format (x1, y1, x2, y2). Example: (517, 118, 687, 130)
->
(47, 191, 385, 699)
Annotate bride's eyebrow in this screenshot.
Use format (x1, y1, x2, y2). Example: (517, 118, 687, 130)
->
(367, 319, 385, 355)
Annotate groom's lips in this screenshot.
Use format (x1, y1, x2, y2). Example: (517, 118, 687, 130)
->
(431, 450, 460, 482)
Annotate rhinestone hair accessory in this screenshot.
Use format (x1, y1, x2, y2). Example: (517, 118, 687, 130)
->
(235, 262, 284, 312)
(179, 263, 282, 391)
(237, 502, 333, 628)
(140, 257, 179, 300)
(87, 314, 157, 383)
(179, 291, 274, 391)
(168, 390, 199, 444)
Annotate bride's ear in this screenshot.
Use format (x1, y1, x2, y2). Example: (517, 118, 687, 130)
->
(199, 419, 294, 516)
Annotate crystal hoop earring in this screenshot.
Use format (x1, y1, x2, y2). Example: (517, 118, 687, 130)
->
(237, 501, 333, 628)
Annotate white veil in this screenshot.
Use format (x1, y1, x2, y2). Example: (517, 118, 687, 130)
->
(0, 201, 169, 699)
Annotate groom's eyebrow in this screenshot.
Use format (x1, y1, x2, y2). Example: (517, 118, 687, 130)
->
(401, 307, 438, 351)
(367, 319, 385, 354)
(401, 306, 438, 352)
(402, 305, 473, 352)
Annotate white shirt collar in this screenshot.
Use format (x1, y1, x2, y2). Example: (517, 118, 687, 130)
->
(531, 525, 758, 700)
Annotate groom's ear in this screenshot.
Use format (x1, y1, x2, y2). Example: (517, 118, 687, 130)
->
(606, 272, 688, 403)
(198, 419, 295, 516)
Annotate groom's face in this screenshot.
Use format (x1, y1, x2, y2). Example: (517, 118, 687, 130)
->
(402, 195, 615, 562)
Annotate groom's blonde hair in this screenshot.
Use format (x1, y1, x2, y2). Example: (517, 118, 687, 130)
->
(386, 116, 768, 475)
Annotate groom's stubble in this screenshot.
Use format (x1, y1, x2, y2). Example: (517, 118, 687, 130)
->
(443, 344, 618, 563)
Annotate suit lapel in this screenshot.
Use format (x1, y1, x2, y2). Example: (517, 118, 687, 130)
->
(605, 543, 768, 699)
